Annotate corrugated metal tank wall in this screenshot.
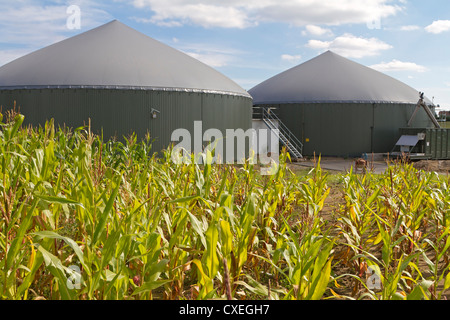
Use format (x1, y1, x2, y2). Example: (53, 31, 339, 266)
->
(0, 89, 252, 155)
(260, 103, 433, 157)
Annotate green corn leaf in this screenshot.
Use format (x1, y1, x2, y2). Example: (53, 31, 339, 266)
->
(192, 259, 214, 297)
(407, 280, 433, 300)
(34, 194, 86, 209)
(168, 195, 199, 205)
(187, 211, 206, 249)
(216, 167, 229, 201)
(33, 231, 90, 276)
(437, 235, 450, 262)
(203, 149, 213, 196)
(104, 269, 125, 282)
(9, 114, 25, 140)
(234, 275, 270, 298)
(37, 245, 75, 300)
(309, 256, 333, 300)
(99, 227, 122, 270)
(103, 267, 125, 298)
(92, 178, 121, 245)
(147, 259, 170, 283)
(306, 241, 334, 300)
(421, 251, 436, 274)
(220, 220, 233, 258)
(204, 223, 219, 279)
(6, 199, 37, 270)
(366, 188, 380, 207)
(168, 209, 188, 249)
(132, 279, 173, 296)
(16, 247, 45, 299)
(444, 272, 450, 292)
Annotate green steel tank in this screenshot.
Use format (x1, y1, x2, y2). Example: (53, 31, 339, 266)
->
(249, 51, 435, 158)
(0, 20, 252, 156)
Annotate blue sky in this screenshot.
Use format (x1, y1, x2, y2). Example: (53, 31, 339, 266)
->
(1, 0, 449, 109)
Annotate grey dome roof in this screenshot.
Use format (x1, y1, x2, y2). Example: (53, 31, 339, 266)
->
(249, 51, 427, 105)
(0, 20, 250, 98)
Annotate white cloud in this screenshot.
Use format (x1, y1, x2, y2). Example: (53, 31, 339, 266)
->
(0, 4, 68, 47)
(400, 25, 420, 31)
(306, 33, 392, 58)
(0, 49, 34, 67)
(422, 87, 450, 110)
(257, 0, 400, 27)
(133, 0, 255, 28)
(425, 20, 450, 34)
(132, 0, 401, 29)
(174, 42, 246, 68)
(0, 1, 112, 67)
(0, 0, 111, 49)
(281, 54, 302, 63)
(0, 1, 111, 48)
(131, 16, 183, 27)
(232, 78, 262, 90)
(302, 25, 333, 37)
(184, 52, 232, 68)
(370, 59, 428, 73)
(306, 39, 331, 50)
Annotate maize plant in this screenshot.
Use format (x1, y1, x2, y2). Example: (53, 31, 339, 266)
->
(2, 110, 450, 300)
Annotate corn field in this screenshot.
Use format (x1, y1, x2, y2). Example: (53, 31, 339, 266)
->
(1, 111, 450, 300)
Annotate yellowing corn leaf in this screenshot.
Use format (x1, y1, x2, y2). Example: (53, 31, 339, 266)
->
(203, 224, 219, 279)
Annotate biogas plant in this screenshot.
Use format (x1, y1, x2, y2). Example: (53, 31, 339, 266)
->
(0, 20, 252, 158)
(249, 50, 441, 159)
(1, 20, 448, 161)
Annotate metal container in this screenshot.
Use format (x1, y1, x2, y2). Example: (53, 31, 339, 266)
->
(397, 127, 450, 160)
(0, 88, 252, 156)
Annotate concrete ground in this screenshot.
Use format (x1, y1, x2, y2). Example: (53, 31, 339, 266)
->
(290, 157, 390, 174)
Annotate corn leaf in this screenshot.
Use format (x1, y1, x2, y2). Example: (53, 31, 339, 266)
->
(33, 231, 90, 276)
(132, 279, 172, 296)
(37, 245, 75, 300)
(34, 194, 85, 209)
(6, 199, 37, 270)
(92, 178, 121, 245)
(203, 223, 219, 279)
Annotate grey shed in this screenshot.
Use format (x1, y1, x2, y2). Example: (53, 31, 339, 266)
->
(0, 20, 252, 154)
(249, 51, 435, 157)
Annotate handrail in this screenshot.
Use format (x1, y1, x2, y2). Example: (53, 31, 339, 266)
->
(263, 109, 303, 150)
(261, 107, 303, 158)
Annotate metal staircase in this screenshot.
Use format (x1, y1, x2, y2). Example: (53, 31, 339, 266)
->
(407, 92, 441, 129)
(254, 107, 303, 160)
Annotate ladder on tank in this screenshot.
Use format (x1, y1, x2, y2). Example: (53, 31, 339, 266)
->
(408, 92, 441, 129)
(256, 107, 303, 160)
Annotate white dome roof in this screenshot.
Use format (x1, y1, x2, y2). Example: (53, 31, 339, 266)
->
(0, 20, 250, 98)
(249, 51, 428, 104)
